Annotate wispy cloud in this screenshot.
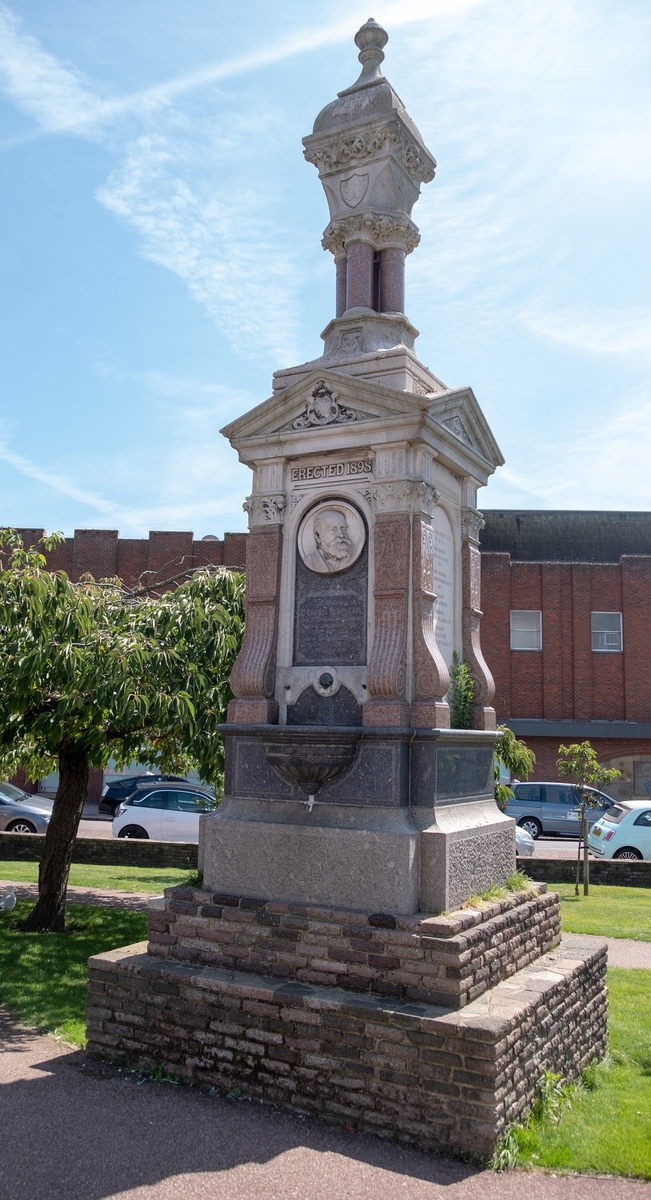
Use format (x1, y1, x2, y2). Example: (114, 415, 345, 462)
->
(522, 308, 651, 358)
(0, 4, 100, 132)
(494, 388, 651, 510)
(0, 0, 490, 136)
(0, 439, 120, 514)
(96, 128, 305, 362)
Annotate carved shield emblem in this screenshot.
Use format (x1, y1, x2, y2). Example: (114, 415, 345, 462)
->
(340, 172, 369, 209)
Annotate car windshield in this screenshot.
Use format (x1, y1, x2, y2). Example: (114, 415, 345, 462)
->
(0, 783, 28, 801)
(602, 805, 630, 824)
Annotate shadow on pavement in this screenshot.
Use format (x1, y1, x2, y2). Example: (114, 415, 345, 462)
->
(1, 1012, 648, 1200)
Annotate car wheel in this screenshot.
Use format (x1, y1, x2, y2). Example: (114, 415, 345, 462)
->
(6, 819, 38, 834)
(613, 847, 642, 861)
(518, 818, 542, 840)
(117, 825, 149, 840)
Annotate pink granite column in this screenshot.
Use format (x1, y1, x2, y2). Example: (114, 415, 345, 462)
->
(379, 247, 405, 313)
(335, 255, 347, 318)
(346, 239, 374, 310)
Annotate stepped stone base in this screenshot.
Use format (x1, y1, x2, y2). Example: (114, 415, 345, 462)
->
(146, 883, 561, 1010)
(86, 886, 607, 1159)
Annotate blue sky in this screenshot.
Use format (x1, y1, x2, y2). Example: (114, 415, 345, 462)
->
(0, 0, 649, 538)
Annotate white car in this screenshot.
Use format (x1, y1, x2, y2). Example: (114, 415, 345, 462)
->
(112, 782, 216, 842)
(515, 825, 535, 857)
(588, 800, 651, 861)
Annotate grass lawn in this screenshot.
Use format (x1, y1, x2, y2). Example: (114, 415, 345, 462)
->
(513, 968, 651, 1179)
(543, 880, 651, 941)
(0, 860, 192, 893)
(0, 900, 147, 1045)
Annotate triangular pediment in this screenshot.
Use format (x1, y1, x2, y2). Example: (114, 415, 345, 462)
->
(220, 368, 424, 446)
(220, 370, 503, 474)
(428, 387, 504, 470)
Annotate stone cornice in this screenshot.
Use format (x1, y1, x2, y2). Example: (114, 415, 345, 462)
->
(322, 211, 420, 257)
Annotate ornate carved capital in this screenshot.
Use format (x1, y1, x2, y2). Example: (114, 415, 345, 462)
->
(461, 506, 485, 545)
(363, 480, 438, 515)
(303, 119, 436, 189)
(322, 211, 420, 257)
(243, 494, 287, 526)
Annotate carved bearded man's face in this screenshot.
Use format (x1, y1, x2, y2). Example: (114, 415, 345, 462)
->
(313, 510, 354, 564)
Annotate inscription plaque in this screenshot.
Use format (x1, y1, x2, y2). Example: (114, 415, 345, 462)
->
(433, 506, 455, 668)
(293, 536, 368, 666)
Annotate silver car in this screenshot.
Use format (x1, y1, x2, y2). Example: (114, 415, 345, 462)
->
(506, 782, 615, 840)
(0, 782, 53, 834)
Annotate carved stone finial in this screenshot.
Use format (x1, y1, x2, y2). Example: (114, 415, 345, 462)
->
(348, 19, 389, 92)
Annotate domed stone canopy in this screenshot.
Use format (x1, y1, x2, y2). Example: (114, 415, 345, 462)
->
(312, 18, 426, 148)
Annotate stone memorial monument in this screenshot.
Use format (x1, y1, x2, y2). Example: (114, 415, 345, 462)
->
(87, 21, 608, 1159)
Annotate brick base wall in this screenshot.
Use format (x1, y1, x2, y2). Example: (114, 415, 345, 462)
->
(149, 885, 560, 1011)
(520, 855, 651, 887)
(0, 833, 198, 869)
(87, 933, 607, 1158)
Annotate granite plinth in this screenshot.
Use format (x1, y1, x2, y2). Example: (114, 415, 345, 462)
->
(207, 726, 512, 914)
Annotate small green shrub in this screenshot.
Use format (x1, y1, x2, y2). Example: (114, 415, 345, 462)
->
(449, 652, 474, 729)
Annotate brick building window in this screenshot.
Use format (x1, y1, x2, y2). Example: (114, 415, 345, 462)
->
(591, 612, 623, 652)
(510, 610, 542, 651)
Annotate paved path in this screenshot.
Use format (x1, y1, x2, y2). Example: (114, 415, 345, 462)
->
(0, 1012, 648, 1200)
(0, 879, 155, 912)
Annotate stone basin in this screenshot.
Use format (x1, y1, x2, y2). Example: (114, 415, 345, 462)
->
(260, 726, 363, 798)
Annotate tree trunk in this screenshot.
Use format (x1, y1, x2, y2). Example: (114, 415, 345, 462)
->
(22, 741, 89, 933)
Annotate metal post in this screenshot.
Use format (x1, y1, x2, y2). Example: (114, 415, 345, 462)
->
(583, 814, 590, 895)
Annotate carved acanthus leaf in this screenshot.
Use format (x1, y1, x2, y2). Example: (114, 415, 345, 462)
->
(322, 211, 420, 257)
(363, 480, 438, 515)
(243, 494, 287, 525)
(303, 120, 436, 188)
(461, 506, 485, 544)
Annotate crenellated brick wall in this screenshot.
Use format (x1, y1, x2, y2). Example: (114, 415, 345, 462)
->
(11, 527, 247, 589)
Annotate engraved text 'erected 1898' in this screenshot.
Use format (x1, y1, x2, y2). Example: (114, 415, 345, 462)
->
(291, 460, 372, 482)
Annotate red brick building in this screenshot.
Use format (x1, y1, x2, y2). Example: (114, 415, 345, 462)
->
(9, 513, 651, 805)
(481, 511, 651, 802)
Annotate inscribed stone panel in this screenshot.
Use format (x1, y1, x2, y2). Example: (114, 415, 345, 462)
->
(293, 540, 368, 666)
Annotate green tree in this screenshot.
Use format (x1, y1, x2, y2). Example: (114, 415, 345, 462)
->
(0, 530, 245, 932)
(449, 652, 474, 729)
(494, 726, 536, 810)
(557, 741, 621, 895)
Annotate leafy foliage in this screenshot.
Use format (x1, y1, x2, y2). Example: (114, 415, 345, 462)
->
(557, 741, 621, 807)
(557, 741, 621, 895)
(0, 528, 245, 785)
(494, 725, 536, 809)
(0, 528, 245, 929)
(449, 651, 474, 729)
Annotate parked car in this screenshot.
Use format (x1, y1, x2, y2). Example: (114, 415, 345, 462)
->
(0, 789, 53, 834)
(0, 781, 50, 806)
(515, 825, 535, 857)
(505, 782, 615, 840)
(588, 801, 651, 860)
(112, 782, 217, 841)
(98, 774, 189, 817)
